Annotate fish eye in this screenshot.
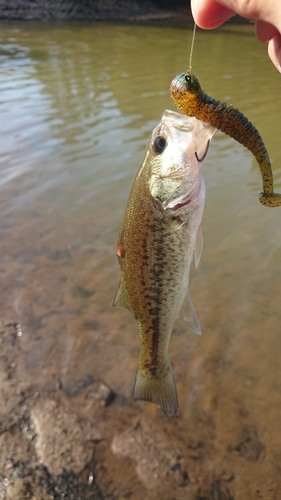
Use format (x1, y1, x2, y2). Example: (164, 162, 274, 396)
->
(153, 136, 167, 154)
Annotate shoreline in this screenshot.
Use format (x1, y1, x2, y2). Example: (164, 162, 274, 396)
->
(0, 2, 191, 22)
(0, 2, 246, 23)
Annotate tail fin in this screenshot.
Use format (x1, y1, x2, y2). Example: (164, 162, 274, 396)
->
(133, 361, 179, 418)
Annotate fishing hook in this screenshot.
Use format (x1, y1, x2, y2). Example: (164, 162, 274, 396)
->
(195, 140, 210, 162)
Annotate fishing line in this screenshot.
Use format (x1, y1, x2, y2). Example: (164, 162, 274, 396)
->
(187, 22, 197, 74)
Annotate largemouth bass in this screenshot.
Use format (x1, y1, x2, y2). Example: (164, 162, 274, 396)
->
(114, 110, 216, 417)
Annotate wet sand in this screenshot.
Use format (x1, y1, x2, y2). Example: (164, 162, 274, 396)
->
(1, 296, 281, 500)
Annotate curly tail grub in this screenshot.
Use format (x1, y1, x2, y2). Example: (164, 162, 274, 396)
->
(170, 72, 281, 207)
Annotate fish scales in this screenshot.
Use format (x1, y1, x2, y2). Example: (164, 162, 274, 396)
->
(120, 167, 193, 362)
(114, 110, 216, 417)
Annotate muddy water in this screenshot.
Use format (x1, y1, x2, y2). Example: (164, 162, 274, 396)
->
(1, 20, 281, 498)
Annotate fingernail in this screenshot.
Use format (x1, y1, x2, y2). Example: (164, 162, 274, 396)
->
(268, 35, 281, 72)
(277, 46, 281, 72)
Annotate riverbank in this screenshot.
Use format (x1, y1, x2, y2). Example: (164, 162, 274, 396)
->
(0, 0, 191, 22)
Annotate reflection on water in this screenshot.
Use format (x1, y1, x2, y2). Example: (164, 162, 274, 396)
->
(1, 19, 281, 494)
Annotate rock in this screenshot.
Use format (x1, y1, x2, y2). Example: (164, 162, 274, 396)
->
(5, 478, 26, 500)
(112, 420, 189, 491)
(86, 381, 115, 407)
(30, 398, 94, 475)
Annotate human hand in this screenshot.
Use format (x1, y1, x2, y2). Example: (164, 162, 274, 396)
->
(191, 0, 281, 72)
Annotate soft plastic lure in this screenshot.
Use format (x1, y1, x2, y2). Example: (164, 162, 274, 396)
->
(170, 72, 281, 207)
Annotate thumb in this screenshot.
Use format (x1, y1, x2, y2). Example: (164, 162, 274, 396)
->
(191, 0, 281, 34)
(191, 0, 236, 29)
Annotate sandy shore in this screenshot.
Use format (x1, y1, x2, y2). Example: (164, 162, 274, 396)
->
(1, 313, 280, 499)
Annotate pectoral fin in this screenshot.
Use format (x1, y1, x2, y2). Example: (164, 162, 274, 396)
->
(113, 279, 131, 311)
(194, 225, 203, 268)
(177, 289, 201, 335)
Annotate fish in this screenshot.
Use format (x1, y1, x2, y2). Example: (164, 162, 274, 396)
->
(114, 109, 216, 417)
(170, 72, 281, 208)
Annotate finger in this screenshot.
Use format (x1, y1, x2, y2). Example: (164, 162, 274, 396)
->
(192, 0, 281, 34)
(268, 34, 281, 72)
(191, 0, 236, 29)
(255, 20, 279, 43)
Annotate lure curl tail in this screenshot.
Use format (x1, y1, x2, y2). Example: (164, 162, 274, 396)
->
(170, 72, 281, 207)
